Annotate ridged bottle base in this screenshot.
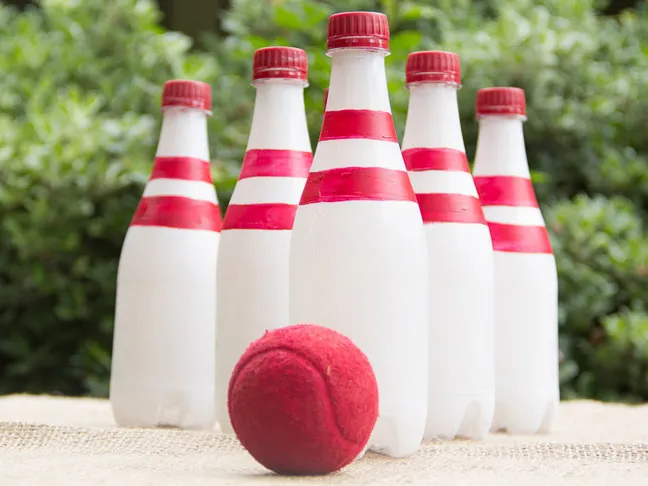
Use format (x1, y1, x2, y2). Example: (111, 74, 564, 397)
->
(491, 396, 558, 435)
(425, 393, 495, 440)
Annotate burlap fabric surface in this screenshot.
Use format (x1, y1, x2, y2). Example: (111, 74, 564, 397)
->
(0, 395, 647, 485)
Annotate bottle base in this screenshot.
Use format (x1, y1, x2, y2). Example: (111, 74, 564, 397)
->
(367, 403, 427, 458)
(110, 383, 215, 430)
(491, 396, 558, 435)
(215, 409, 235, 434)
(424, 392, 494, 440)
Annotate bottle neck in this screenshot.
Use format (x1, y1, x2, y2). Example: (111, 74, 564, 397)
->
(327, 49, 391, 112)
(401, 83, 464, 152)
(156, 107, 210, 160)
(247, 79, 311, 152)
(472, 116, 530, 178)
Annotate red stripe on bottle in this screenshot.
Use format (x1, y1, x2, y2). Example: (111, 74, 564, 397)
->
(238, 150, 313, 180)
(416, 193, 486, 224)
(488, 223, 553, 254)
(130, 196, 222, 232)
(300, 167, 416, 205)
(222, 204, 297, 230)
(319, 110, 398, 142)
(474, 176, 539, 208)
(402, 148, 470, 173)
(149, 157, 212, 183)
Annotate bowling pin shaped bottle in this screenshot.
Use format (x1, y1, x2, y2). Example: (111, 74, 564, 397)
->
(401, 51, 495, 440)
(290, 12, 429, 458)
(472, 87, 559, 434)
(215, 47, 312, 433)
(110, 80, 221, 429)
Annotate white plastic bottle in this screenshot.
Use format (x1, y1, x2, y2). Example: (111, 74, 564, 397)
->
(110, 80, 220, 429)
(289, 12, 428, 458)
(215, 47, 312, 433)
(472, 87, 559, 434)
(401, 51, 495, 440)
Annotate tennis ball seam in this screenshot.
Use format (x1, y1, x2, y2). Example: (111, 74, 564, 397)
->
(228, 345, 360, 447)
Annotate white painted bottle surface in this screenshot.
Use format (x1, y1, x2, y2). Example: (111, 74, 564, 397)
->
(472, 87, 559, 435)
(401, 51, 495, 440)
(110, 80, 221, 429)
(289, 12, 429, 458)
(215, 47, 313, 433)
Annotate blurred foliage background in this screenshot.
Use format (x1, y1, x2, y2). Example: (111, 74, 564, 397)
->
(0, 0, 646, 401)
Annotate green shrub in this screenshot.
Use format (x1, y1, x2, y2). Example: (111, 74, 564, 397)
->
(0, 0, 221, 396)
(547, 195, 648, 401)
(0, 0, 646, 401)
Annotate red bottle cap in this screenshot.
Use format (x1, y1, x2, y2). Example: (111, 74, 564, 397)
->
(327, 12, 390, 51)
(476, 87, 527, 117)
(253, 46, 308, 82)
(161, 80, 211, 112)
(406, 51, 461, 86)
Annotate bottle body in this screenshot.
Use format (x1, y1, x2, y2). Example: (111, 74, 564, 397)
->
(421, 223, 495, 439)
(290, 50, 429, 458)
(110, 106, 220, 429)
(473, 115, 559, 434)
(490, 250, 559, 433)
(402, 83, 495, 440)
(215, 79, 312, 433)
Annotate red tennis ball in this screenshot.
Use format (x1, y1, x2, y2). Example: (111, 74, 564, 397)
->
(227, 324, 379, 476)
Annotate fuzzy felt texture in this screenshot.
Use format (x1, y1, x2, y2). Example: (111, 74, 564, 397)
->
(227, 324, 379, 476)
